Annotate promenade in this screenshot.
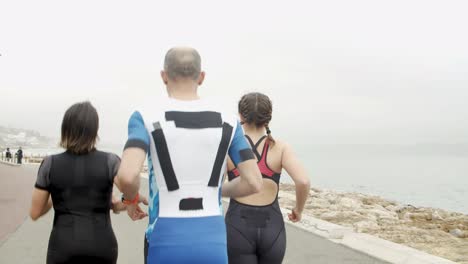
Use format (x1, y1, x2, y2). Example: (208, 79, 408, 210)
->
(0, 163, 387, 263)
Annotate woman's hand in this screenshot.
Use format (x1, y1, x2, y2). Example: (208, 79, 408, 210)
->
(112, 193, 148, 215)
(126, 193, 149, 220)
(111, 194, 126, 214)
(126, 204, 148, 221)
(288, 207, 303, 223)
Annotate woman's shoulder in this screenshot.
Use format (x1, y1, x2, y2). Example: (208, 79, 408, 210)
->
(96, 151, 121, 162)
(270, 138, 288, 150)
(269, 138, 294, 160)
(37, 155, 54, 176)
(40, 152, 67, 164)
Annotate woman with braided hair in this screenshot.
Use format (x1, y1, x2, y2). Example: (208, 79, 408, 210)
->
(225, 92, 311, 264)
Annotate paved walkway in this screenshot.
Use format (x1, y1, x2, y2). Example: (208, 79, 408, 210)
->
(0, 163, 388, 263)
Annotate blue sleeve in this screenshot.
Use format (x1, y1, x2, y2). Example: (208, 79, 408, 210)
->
(124, 111, 150, 152)
(228, 121, 255, 166)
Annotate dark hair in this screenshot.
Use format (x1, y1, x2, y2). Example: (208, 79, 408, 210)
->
(60, 101, 99, 154)
(238, 92, 275, 145)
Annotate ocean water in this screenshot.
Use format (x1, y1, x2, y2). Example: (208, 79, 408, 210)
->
(286, 144, 468, 215)
(23, 144, 468, 214)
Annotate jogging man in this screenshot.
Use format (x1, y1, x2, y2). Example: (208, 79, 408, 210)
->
(117, 47, 263, 264)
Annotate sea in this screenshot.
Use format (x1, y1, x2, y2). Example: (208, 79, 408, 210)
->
(21, 143, 468, 214)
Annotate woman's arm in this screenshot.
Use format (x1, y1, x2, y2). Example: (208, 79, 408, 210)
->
(282, 143, 310, 222)
(31, 156, 53, 220)
(111, 193, 126, 214)
(30, 189, 52, 221)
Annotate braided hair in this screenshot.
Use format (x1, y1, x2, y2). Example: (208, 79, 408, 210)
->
(238, 92, 275, 145)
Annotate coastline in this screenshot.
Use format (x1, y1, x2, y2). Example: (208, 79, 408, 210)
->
(20, 166, 468, 262)
(279, 184, 467, 263)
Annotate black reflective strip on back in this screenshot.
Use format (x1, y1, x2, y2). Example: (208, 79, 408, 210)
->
(208, 122, 233, 187)
(239, 148, 255, 162)
(124, 139, 149, 152)
(179, 198, 204, 210)
(151, 122, 179, 191)
(165, 111, 223, 128)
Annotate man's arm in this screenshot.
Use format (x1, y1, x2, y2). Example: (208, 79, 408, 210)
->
(222, 122, 262, 197)
(222, 159, 262, 197)
(116, 111, 150, 201)
(117, 148, 146, 199)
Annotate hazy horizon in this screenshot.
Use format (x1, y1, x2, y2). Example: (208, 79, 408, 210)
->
(1, 0, 468, 147)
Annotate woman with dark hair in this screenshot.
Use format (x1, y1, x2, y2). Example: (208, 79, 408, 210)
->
(225, 92, 311, 264)
(29, 101, 147, 264)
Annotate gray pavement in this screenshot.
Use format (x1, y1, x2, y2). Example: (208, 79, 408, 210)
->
(0, 163, 388, 263)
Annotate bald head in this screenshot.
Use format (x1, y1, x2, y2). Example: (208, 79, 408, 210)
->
(164, 47, 202, 81)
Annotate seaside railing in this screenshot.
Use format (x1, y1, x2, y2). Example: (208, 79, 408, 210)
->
(0, 153, 147, 172)
(0, 153, 46, 164)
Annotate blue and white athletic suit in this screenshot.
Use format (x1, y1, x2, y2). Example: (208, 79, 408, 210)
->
(124, 98, 254, 264)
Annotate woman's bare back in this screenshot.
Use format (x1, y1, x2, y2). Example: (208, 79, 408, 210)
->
(227, 135, 285, 206)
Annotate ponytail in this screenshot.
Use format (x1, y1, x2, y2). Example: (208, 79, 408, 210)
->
(265, 124, 275, 146)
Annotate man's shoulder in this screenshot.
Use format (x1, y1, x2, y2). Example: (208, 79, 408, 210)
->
(197, 97, 238, 124)
(133, 96, 239, 126)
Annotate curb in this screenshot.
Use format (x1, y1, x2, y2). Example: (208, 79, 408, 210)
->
(340, 233, 455, 264)
(279, 209, 456, 264)
(0, 160, 20, 167)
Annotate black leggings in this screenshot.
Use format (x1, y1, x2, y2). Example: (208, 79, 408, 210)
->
(46, 225, 118, 264)
(225, 199, 286, 264)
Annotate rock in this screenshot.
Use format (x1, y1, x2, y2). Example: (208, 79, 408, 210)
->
(398, 212, 413, 223)
(339, 197, 361, 210)
(320, 212, 339, 221)
(355, 209, 378, 221)
(319, 211, 365, 223)
(310, 187, 321, 193)
(324, 193, 338, 205)
(361, 197, 375, 205)
(449, 229, 464, 238)
(381, 218, 400, 226)
(372, 204, 386, 211)
(278, 186, 468, 263)
(409, 212, 432, 221)
(385, 205, 398, 212)
(368, 208, 399, 221)
(395, 204, 417, 213)
(307, 199, 331, 209)
(432, 211, 444, 221)
(355, 220, 380, 232)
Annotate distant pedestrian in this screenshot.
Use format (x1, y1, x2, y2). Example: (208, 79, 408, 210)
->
(5, 148, 12, 162)
(16, 147, 23, 164)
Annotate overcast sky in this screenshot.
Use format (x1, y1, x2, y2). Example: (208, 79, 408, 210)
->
(1, 0, 467, 146)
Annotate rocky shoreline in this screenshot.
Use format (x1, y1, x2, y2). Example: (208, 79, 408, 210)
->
(278, 184, 468, 263)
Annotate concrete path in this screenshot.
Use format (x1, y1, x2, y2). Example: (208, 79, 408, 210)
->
(0, 163, 387, 263)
